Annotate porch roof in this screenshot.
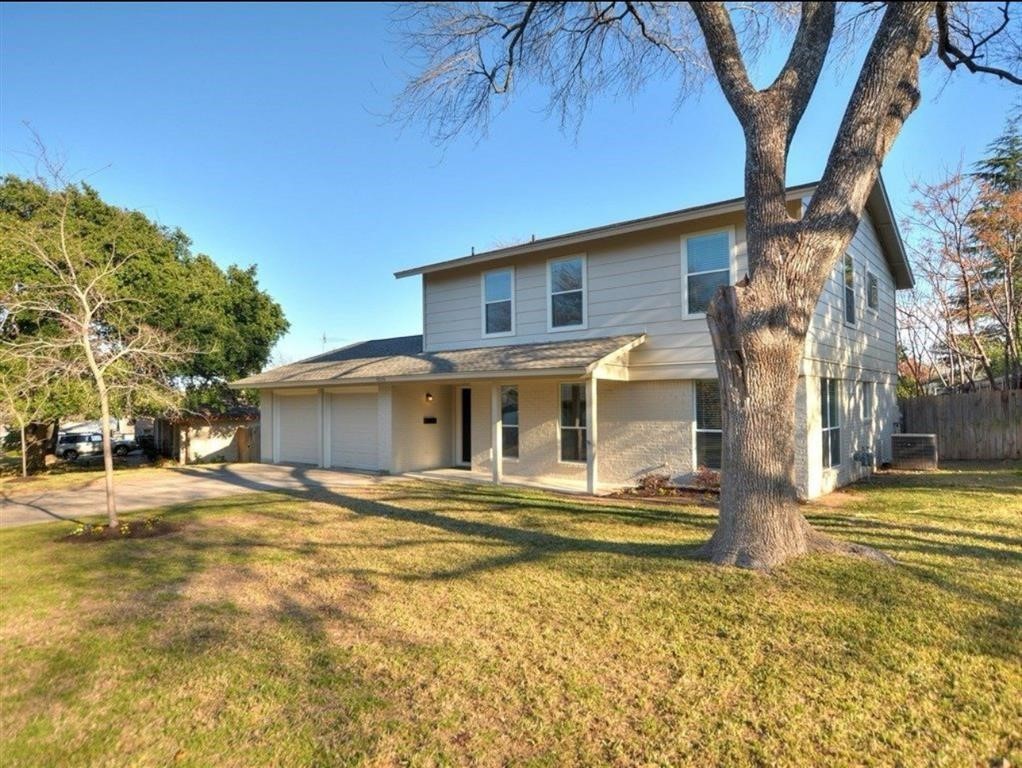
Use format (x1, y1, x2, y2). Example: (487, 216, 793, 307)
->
(231, 334, 646, 389)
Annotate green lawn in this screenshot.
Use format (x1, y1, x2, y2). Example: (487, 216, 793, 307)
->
(1, 463, 1019, 767)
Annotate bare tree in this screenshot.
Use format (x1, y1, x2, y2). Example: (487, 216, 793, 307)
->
(2, 185, 186, 528)
(395, 2, 1021, 568)
(901, 171, 1022, 391)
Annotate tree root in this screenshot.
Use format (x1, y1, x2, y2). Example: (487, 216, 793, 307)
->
(696, 525, 895, 570)
(805, 529, 896, 565)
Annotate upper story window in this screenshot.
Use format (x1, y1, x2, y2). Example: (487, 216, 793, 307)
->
(548, 255, 586, 330)
(683, 230, 732, 316)
(482, 267, 514, 336)
(843, 252, 857, 326)
(866, 270, 879, 311)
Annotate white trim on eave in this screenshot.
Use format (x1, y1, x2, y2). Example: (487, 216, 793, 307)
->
(394, 184, 818, 279)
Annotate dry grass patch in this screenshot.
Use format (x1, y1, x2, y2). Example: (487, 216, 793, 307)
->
(1, 463, 1019, 766)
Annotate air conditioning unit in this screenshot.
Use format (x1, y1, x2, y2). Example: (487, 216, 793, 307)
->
(891, 434, 938, 470)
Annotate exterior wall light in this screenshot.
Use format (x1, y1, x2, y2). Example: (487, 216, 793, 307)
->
(425, 392, 434, 402)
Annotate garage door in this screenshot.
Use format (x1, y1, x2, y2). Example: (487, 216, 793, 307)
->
(330, 393, 378, 470)
(277, 394, 320, 464)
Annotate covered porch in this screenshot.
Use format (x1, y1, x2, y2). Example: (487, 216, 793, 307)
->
(234, 334, 648, 493)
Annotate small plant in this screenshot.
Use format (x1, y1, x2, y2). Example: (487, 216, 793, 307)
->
(636, 473, 674, 495)
(119, 522, 131, 536)
(693, 466, 721, 491)
(91, 524, 105, 535)
(70, 523, 86, 537)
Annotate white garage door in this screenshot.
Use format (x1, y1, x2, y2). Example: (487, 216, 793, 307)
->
(277, 394, 320, 465)
(330, 393, 378, 470)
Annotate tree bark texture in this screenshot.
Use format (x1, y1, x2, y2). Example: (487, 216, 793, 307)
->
(697, 2, 935, 567)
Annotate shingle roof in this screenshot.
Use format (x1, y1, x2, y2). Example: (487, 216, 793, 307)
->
(231, 334, 645, 389)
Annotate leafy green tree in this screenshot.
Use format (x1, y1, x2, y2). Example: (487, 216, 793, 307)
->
(0, 176, 289, 410)
(976, 115, 1022, 192)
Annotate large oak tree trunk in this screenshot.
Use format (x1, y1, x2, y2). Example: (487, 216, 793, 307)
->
(702, 289, 810, 568)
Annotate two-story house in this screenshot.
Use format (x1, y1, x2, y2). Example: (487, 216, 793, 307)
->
(233, 177, 912, 499)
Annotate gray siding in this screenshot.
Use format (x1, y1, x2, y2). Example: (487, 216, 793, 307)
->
(423, 213, 749, 379)
(422, 208, 900, 386)
(804, 210, 899, 377)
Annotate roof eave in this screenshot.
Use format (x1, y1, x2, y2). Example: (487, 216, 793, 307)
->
(230, 366, 594, 390)
(395, 184, 819, 279)
(866, 174, 914, 290)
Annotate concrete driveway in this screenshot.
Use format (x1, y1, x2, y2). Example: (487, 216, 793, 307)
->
(0, 463, 393, 528)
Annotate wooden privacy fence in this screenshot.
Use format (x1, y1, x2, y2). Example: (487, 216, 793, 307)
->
(899, 390, 1022, 460)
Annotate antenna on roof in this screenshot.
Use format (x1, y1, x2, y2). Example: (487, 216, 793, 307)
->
(471, 246, 475, 255)
(320, 332, 347, 352)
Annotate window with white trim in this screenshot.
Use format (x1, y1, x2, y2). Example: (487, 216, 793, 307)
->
(694, 380, 722, 470)
(843, 252, 856, 325)
(548, 256, 586, 329)
(821, 378, 841, 468)
(860, 381, 873, 422)
(483, 268, 514, 336)
(683, 231, 731, 316)
(866, 270, 879, 311)
(559, 383, 587, 462)
(501, 386, 519, 459)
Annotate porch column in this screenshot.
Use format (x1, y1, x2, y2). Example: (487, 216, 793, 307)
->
(320, 388, 331, 469)
(586, 375, 598, 494)
(491, 384, 502, 484)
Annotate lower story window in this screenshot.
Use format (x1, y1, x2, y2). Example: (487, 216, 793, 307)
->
(821, 378, 841, 468)
(501, 386, 519, 459)
(559, 383, 586, 462)
(694, 380, 722, 470)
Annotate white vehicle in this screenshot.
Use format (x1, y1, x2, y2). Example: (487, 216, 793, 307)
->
(57, 433, 137, 461)
(57, 433, 103, 461)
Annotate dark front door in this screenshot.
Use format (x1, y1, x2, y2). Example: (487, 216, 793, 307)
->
(460, 388, 472, 464)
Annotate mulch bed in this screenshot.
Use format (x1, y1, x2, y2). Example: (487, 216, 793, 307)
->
(608, 486, 720, 504)
(60, 518, 176, 543)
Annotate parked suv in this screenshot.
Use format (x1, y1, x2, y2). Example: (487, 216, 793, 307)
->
(57, 433, 103, 461)
(57, 433, 137, 461)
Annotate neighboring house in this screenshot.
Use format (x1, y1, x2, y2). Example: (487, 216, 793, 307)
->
(153, 407, 260, 464)
(62, 418, 133, 436)
(232, 178, 911, 498)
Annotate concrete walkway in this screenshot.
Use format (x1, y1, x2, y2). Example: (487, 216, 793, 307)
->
(0, 463, 393, 528)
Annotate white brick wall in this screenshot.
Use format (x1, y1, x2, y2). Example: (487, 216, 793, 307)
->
(598, 380, 693, 485)
(471, 379, 587, 483)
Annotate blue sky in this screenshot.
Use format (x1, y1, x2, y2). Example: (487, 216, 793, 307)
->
(1, 2, 1016, 364)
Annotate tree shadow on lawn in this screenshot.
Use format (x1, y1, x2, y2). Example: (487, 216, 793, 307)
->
(13, 463, 1019, 763)
(169, 465, 711, 582)
(168, 464, 1022, 572)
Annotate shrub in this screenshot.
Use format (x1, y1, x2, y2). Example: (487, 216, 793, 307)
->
(636, 473, 674, 495)
(693, 466, 721, 491)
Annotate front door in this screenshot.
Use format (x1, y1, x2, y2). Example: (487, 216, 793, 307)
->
(459, 387, 472, 466)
